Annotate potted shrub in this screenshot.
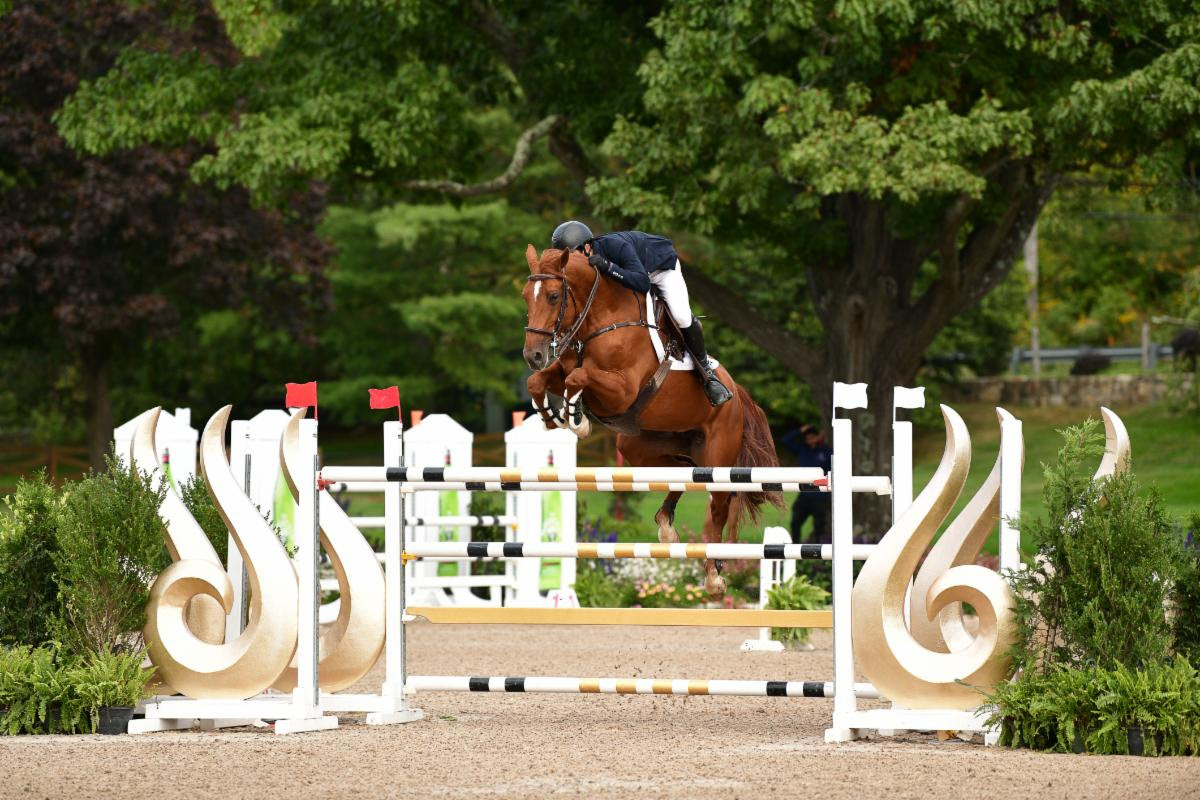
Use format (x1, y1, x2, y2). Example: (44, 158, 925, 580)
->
(765, 574, 830, 650)
(68, 649, 155, 735)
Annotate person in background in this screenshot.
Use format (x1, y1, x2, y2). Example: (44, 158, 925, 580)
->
(780, 423, 833, 544)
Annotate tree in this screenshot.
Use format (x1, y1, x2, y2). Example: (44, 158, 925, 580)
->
(54, 1, 662, 429)
(591, 1, 1200, 531)
(0, 1, 331, 466)
(54, 1, 1200, 535)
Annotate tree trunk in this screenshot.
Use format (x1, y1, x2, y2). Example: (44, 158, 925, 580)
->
(812, 303, 928, 543)
(83, 357, 113, 471)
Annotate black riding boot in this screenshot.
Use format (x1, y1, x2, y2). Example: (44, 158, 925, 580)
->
(681, 320, 733, 407)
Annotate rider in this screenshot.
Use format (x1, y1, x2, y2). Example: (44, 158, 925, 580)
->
(551, 220, 733, 407)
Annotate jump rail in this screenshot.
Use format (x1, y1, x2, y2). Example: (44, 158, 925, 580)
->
(404, 541, 876, 561)
(408, 676, 880, 699)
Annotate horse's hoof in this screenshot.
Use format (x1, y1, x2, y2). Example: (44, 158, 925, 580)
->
(705, 570, 726, 599)
(655, 512, 679, 544)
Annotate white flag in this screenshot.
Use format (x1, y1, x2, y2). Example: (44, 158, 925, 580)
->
(832, 382, 869, 410)
(893, 386, 926, 410)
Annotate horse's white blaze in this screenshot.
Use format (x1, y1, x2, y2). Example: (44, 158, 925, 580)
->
(533, 282, 541, 301)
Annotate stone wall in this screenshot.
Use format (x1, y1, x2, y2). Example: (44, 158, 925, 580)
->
(942, 374, 1193, 408)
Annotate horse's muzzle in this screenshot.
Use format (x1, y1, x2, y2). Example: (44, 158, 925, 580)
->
(524, 345, 548, 370)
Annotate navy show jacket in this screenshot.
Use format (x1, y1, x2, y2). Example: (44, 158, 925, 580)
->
(589, 231, 678, 294)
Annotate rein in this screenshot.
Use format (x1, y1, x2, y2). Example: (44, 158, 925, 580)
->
(525, 258, 655, 365)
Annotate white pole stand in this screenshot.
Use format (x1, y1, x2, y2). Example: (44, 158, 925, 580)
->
(368, 419, 424, 726)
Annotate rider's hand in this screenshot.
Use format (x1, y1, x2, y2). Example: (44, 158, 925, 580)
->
(587, 253, 611, 271)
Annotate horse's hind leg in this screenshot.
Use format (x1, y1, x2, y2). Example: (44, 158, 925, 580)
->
(703, 491, 734, 598)
(655, 491, 682, 544)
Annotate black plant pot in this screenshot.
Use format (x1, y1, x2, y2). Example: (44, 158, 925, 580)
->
(1128, 726, 1145, 756)
(1071, 729, 1086, 754)
(97, 706, 134, 735)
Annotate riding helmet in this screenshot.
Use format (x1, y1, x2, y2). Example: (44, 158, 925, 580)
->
(551, 220, 594, 251)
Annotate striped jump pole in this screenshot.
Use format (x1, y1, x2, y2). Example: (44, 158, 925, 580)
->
(409, 676, 880, 699)
(354, 515, 518, 529)
(319, 465, 826, 494)
(404, 540, 876, 561)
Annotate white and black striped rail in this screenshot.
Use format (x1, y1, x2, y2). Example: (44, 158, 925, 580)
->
(351, 515, 517, 529)
(404, 541, 876, 561)
(408, 675, 880, 699)
(319, 465, 824, 493)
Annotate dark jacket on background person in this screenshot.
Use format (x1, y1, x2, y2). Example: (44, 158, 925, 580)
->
(588, 231, 678, 293)
(779, 428, 832, 493)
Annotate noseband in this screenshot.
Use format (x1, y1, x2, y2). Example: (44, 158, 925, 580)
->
(525, 257, 656, 366)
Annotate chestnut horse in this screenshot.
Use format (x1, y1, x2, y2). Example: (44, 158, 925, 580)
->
(521, 245, 781, 597)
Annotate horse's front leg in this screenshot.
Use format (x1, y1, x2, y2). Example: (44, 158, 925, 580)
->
(527, 364, 567, 428)
(702, 491, 734, 599)
(562, 366, 637, 438)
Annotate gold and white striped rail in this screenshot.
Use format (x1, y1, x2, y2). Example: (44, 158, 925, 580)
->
(408, 675, 880, 699)
(319, 465, 825, 494)
(406, 606, 832, 628)
(404, 541, 876, 561)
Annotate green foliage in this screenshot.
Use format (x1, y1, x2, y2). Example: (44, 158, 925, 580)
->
(1037, 185, 1200, 349)
(179, 475, 229, 564)
(318, 198, 547, 428)
(0, 645, 87, 736)
(1175, 514, 1200, 663)
(68, 648, 155, 731)
(50, 460, 170, 656)
(765, 574, 830, 647)
(56, 1, 655, 203)
(573, 563, 634, 609)
(0, 645, 153, 735)
(991, 659, 1200, 756)
(0, 472, 64, 647)
(1010, 420, 1183, 673)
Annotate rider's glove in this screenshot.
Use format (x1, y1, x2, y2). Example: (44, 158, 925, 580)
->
(588, 253, 612, 272)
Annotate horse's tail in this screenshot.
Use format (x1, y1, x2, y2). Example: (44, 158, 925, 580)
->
(728, 383, 785, 538)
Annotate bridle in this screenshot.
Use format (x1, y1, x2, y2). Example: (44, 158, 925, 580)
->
(524, 255, 655, 365)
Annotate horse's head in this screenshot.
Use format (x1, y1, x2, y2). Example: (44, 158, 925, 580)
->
(521, 244, 588, 370)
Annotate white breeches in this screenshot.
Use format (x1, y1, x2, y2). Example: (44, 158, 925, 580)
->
(650, 260, 693, 328)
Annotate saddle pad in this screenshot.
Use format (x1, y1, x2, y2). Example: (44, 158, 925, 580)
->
(645, 293, 718, 372)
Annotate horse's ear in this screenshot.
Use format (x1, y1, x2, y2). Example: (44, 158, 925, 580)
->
(557, 247, 571, 271)
(525, 244, 538, 273)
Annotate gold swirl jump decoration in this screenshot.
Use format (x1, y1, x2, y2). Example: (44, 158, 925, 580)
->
(271, 409, 385, 692)
(143, 406, 299, 700)
(909, 408, 1024, 655)
(853, 405, 1018, 710)
(1095, 407, 1131, 481)
(130, 408, 226, 647)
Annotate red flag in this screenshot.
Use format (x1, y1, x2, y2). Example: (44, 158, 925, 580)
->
(285, 381, 318, 409)
(369, 385, 401, 411)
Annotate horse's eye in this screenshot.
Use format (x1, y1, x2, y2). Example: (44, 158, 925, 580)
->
(548, 291, 560, 303)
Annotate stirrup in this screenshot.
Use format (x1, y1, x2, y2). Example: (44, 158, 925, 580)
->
(704, 377, 733, 407)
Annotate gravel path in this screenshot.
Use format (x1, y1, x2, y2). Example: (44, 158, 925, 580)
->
(2, 625, 1198, 799)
